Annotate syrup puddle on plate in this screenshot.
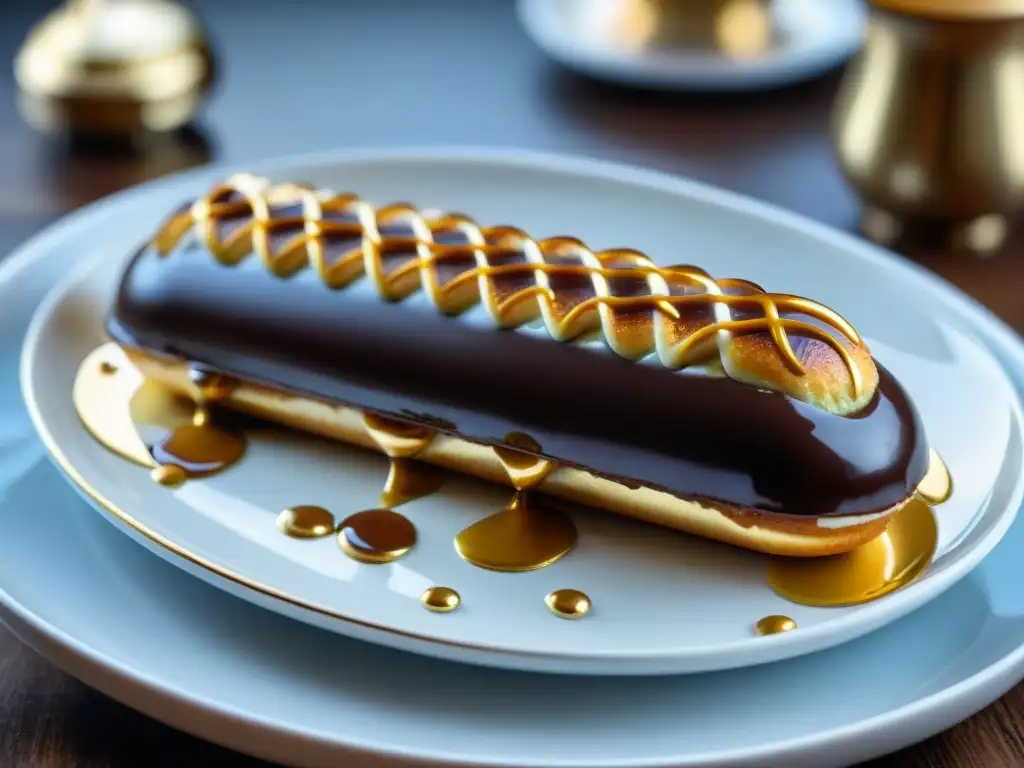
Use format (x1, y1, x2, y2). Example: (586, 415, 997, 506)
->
(74, 345, 245, 484)
(455, 432, 578, 572)
(767, 498, 938, 608)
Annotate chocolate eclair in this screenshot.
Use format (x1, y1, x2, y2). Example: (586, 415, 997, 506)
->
(104, 173, 929, 556)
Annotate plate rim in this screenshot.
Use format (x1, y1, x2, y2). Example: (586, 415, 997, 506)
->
(5, 145, 1024, 765)
(16, 145, 1024, 674)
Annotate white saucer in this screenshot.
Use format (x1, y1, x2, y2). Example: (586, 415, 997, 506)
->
(5, 200, 1024, 765)
(517, 0, 866, 91)
(19, 148, 1024, 676)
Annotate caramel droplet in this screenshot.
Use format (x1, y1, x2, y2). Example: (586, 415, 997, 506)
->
(277, 505, 336, 539)
(337, 508, 417, 564)
(421, 586, 461, 613)
(916, 449, 952, 505)
(768, 499, 937, 607)
(545, 589, 591, 620)
(455, 492, 577, 572)
(150, 464, 186, 488)
(755, 615, 797, 636)
(494, 431, 555, 491)
(364, 412, 436, 458)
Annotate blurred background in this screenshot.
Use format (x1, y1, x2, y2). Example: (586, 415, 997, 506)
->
(2, 1, 1024, 766)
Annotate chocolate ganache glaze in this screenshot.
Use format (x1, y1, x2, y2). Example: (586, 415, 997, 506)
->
(107, 228, 928, 519)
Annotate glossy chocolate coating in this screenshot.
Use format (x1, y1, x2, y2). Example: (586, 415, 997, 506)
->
(107, 237, 929, 518)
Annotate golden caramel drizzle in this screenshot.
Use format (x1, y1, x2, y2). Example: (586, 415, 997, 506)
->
(421, 586, 461, 613)
(545, 589, 592, 620)
(144, 404, 245, 479)
(140, 367, 245, 480)
(364, 412, 436, 458)
(755, 615, 797, 636)
(152, 174, 865, 398)
(73, 345, 245, 483)
(380, 459, 445, 509)
(768, 499, 937, 607)
(455, 433, 577, 572)
(322, 414, 436, 565)
(363, 412, 443, 507)
(454, 493, 578, 572)
(493, 431, 556, 491)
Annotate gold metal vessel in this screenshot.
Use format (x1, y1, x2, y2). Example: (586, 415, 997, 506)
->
(832, 0, 1024, 255)
(15, 0, 216, 137)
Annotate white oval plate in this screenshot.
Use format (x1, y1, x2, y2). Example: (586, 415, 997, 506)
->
(517, 0, 865, 92)
(20, 148, 1024, 676)
(5, 222, 1024, 766)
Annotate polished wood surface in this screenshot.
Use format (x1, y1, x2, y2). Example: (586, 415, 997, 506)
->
(1, 2, 1023, 766)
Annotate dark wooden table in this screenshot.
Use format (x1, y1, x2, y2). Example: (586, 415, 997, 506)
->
(1, 1, 1023, 766)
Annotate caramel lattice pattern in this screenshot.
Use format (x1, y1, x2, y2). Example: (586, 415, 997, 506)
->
(153, 174, 865, 398)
